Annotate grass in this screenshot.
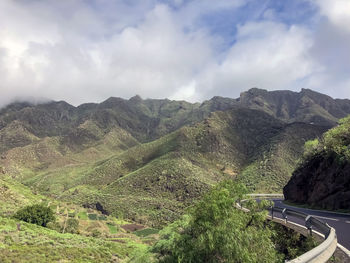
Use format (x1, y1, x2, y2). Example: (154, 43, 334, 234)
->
(134, 228, 159, 237)
(1, 107, 327, 226)
(107, 223, 118, 234)
(88, 214, 98, 220)
(0, 216, 139, 262)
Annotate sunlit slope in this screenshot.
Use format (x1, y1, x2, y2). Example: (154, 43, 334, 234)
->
(6, 108, 325, 225)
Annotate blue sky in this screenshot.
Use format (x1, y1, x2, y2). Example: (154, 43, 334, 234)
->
(0, 0, 349, 106)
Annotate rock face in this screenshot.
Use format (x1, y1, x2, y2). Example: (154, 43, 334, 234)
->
(284, 153, 350, 210)
(239, 88, 350, 126)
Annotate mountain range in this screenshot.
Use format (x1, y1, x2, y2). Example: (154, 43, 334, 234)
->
(1, 88, 349, 225)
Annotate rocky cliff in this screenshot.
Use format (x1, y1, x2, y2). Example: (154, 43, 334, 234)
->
(284, 152, 350, 210)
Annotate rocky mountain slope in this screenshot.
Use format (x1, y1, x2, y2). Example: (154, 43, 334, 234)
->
(284, 116, 350, 210)
(239, 88, 350, 126)
(0, 88, 347, 224)
(1, 106, 326, 225)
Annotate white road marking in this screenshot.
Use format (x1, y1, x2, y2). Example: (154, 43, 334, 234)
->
(313, 215, 339, 221)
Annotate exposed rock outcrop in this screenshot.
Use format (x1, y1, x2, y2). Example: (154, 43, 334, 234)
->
(284, 152, 350, 210)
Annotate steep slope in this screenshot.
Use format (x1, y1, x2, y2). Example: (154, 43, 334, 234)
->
(0, 96, 237, 147)
(284, 116, 350, 210)
(11, 108, 325, 226)
(238, 122, 328, 192)
(0, 89, 346, 225)
(0, 175, 44, 216)
(239, 88, 350, 126)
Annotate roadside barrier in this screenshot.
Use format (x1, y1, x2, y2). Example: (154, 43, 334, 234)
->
(237, 195, 337, 263)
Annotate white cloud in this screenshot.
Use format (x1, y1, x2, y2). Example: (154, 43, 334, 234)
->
(0, 1, 216, 105)
(0, 0, 349, 107)
(196, 22, 317, 98)
(306, 0, 350, 98)
(315, 0, 350, 31)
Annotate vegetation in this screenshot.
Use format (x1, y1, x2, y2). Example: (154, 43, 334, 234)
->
(0, 90, 345, 261)
(284, 115, 350, 210)
(124, 180, 316, 263)
(13, 204, 55, 227)
(323, 115, 350, 160)
(151, 181, 280, 263)
(301, 116, 350, 161)
(0, 216, 137, 262)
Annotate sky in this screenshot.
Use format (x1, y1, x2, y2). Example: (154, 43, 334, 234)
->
(0, 0, 349, 106)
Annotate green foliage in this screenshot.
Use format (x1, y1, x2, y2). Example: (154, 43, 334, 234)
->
(107, 223, 118, 234)
(77, 211, 88, 220)
(152, 180, 281, 263)
(128, 243, 155, 263)
(323, 115, 350, 160)
(134, 228, 159, 237)
(13, 204, 55, 227)
(303, 138, 320, 159)
(88, 213, 98, 220)
(1, 100, 327, 226)
(98, 215, 107, 221)
(301, 115, 350, 163)
(271, 223, 318, 260)
(46, 221, 61, 232)
(0, 216, 137, 262)
(65, 218, 79, 234)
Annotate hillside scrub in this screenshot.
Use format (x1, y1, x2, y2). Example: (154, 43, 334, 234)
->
(303, 115, 350, 162)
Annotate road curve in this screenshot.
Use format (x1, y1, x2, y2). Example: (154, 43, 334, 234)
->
(272, 199, 350, 251)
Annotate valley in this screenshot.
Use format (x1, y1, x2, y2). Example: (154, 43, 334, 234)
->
(1, 88, 349, 262)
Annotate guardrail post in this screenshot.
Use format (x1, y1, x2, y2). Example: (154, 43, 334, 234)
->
(271, 206, 274, 220)
(282, 208, 288, 224)
(305, 215, 313, 236)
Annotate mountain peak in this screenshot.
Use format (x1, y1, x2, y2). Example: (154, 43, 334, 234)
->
(129, 95, 143, 103)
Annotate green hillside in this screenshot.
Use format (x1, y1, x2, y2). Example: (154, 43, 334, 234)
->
(1, 108, 325, 226)
(0, 90, 344, 225)
(0, 90, 344, 261)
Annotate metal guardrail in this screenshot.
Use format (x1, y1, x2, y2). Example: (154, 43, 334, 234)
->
(270, 206, 337, 263)
(238, 195, 337, 263)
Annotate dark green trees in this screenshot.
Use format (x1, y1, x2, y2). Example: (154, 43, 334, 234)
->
(14, 204, 55, 227)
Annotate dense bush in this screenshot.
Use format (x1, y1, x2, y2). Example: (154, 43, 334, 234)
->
(302, 115, 350, 162)
(13, 204, 55, 227)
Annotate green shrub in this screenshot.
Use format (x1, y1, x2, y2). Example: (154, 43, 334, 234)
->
(13, 204, 55, 227)
(88, 213, 98, 220)
(65, 218, 79, 234)
(98, 215, 107, 221)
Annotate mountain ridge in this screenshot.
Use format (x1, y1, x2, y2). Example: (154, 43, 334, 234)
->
(0, 87, 347, 224)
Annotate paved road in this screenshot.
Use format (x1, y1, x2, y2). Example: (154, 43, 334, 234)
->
(272, 199, 350, 250)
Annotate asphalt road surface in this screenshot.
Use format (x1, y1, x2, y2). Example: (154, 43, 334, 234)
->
(272, 199, 350, 250)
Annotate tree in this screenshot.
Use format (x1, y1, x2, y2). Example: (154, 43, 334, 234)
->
(13, 204, 55, 227)
(152, 180, 281, 263)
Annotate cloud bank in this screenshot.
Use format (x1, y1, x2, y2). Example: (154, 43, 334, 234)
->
(0, 0, 349, 106)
